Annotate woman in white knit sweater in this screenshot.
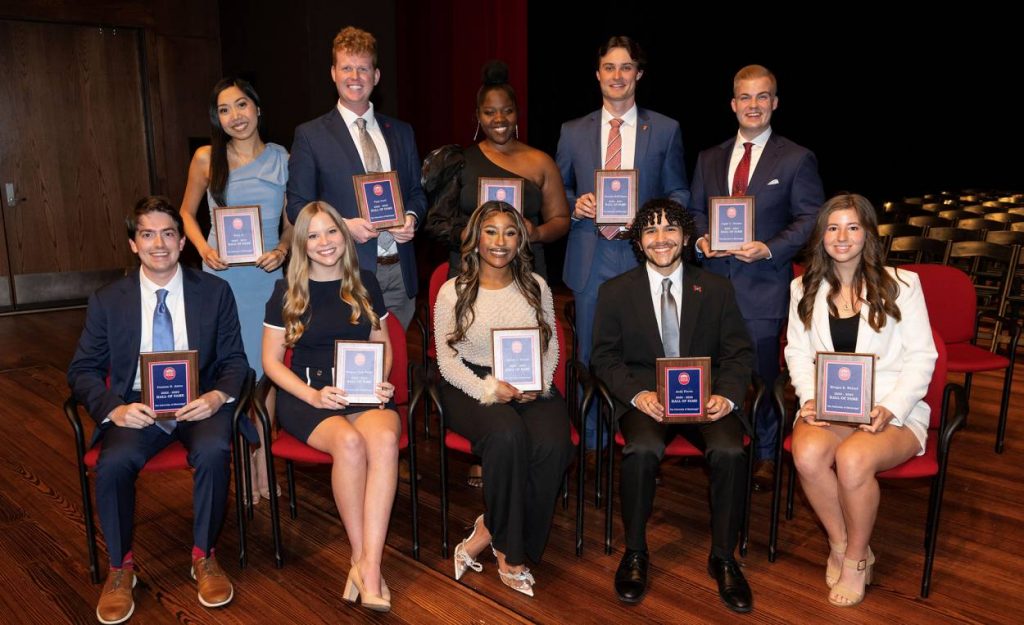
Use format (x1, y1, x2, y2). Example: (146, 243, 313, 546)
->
(434, 201, 572, 597)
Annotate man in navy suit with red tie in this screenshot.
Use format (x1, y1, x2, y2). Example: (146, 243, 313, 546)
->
(689, 65, 825, 490)
(68, 196, 248, 624)
(557, 35, 689, 447)
(286, 26, 425, 329)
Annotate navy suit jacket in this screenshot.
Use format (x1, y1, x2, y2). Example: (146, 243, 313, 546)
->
(690, 133, 824, 320)
(286, 108, 426, 298)
(556, 108, 690, 292)
(67, 266, 249, 433)
(591, 264, 753, 421)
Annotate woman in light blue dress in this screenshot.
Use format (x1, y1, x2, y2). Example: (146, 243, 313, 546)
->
(180, 77, 291, 501)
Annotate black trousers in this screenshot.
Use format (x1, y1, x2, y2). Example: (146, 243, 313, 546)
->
(95, 407, 233, 566)
(441, 381, 572, 565)
(618, 408, 747, 559)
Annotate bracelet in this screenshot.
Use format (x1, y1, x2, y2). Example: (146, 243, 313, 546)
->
(272, 248, 287, 257)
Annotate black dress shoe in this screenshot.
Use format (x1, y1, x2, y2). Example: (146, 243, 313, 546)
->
(752, 459, 775, 493)
(708, 555, 753, 613)
(614, 549, 649, 603)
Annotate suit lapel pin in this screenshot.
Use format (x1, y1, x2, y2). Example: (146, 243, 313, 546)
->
(692, 284, 702, 293)
(641, 124, 649, 132)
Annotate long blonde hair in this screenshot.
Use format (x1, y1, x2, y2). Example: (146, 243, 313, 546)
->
(283, 201, 379, 346)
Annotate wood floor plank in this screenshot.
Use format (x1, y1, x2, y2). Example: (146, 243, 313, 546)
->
(0, 303, 1021, 624)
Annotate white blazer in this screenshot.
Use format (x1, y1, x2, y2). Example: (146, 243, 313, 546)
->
(784, 267, 937, 452)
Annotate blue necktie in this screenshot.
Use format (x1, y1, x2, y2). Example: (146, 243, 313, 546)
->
(153, 289, 176, 433)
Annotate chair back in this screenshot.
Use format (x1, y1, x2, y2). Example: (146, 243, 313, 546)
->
(886, 236, 950, 266)
(926, 226, 983, 243)
(904, 264, 976, 344)
(957, 217, 1004, 232)
(924, 329, 947, 430)
(426, 262, 450, 359)
(387, 313, 409, 405)
(553, 319, 568, 396)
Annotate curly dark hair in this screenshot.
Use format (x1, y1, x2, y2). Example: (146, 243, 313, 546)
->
(628, 198, 696, 264)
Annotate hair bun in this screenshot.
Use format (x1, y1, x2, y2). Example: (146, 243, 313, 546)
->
(481, 60, 509, 86)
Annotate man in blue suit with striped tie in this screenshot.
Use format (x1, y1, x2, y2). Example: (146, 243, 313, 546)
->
(556, 35, 690, 447)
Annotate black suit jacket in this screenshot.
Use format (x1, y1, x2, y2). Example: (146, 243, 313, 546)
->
(591, 263, 753, 420)
(67, 266, 249, 431)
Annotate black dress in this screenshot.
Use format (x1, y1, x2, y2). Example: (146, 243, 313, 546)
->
(264, 270, 391, 442)
(423, 144, 547, 279)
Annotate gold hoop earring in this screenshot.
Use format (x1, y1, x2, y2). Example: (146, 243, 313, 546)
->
(473, 122, 481, 142)
(514, 124, 519, 140)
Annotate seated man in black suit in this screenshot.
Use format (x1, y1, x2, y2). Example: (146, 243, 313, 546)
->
(67, 196, 249, 624)
(591, 198, 755, 612)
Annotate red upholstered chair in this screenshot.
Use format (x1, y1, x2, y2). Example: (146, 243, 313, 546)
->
(768, 330, 968, 597)
(249, 313, 422, 565)
(64, 369, 255, 583)
(593, 372, 764, 556)
(432, 319, 578, 557)
(908, 263, 1021, 452)
(413, 262, 452, 439)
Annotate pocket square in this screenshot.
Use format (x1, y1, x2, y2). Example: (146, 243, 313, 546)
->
(767, 178, 780, 186)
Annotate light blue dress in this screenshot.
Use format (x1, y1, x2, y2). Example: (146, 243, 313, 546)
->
(205, 142, 288, 378)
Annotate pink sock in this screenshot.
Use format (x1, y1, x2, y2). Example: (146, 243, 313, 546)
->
(192, 545, 215, 560)
(110, 551, 134, 571)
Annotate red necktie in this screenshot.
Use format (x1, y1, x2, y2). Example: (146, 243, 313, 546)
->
(600, 118, 625, 239)
(731, 141, 754, 196)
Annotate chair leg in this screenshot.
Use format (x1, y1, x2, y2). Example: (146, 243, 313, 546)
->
(785, 456, 796, 520)
(263, 434, 283, 568)
(80, 466, 100, 584)
(562, 472, 569, 510)
(439, 434, 450, 558)
(921, 471, 949, 598)
(233, 433, 248, 569)
(604, 426, 614, 556)
(594, 406, 603, 508)
(286, 461, 298, 519)
(768, 442, 785, 563)
(407, 402, 420, 561)
(741, 440, 754, 557)
(995, 367, 1013, 453)
(239, 436, 253, 521)
(963, 372, 973, 404)
(576, 434, 585, 557)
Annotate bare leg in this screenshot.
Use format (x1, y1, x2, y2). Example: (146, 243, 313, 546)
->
(792, 420, 855, 577)
(306, 415, 369, 576)
(350, 408, 400, 597)
(830, 426, 920, 604)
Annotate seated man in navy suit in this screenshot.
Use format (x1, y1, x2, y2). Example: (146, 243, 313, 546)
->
(592, 199, 754, 612)
(689, 65, 824, 490)
(286, 26, 425, 329)
(68, 196, 249, 624)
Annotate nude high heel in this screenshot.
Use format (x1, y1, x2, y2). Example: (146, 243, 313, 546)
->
(342, 565, 391, 612)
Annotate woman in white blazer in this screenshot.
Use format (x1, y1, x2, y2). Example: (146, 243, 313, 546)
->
(785, 193, 936, 607)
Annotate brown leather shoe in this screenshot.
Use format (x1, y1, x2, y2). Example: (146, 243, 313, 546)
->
(191, 555, 234, 608)
(752, 459, 775, 493)
(96, 569, 136, 624)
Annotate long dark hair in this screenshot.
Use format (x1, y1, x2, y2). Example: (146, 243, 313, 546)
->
(798, 193, 903, 332)
(208, 77, 262, 207)
(446, 201, 551, 353)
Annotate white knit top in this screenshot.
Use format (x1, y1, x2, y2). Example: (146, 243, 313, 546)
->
(434, 275, 559, 404)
